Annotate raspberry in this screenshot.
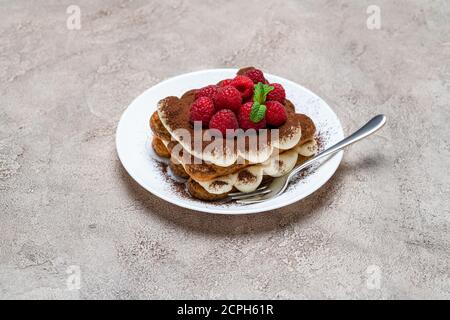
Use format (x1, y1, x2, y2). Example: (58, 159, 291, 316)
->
(209, 109, 239, 136)
(244, 68, 267, 84)
(243, 95, 253, 104)
(238, 102, 266, 130)
(265, 101, 287, 127)
(213, 85, 242, 113)
(230, 75, 254, 100)
(189, 97, 215, 127)
(219, 79, 233, 87)
(195, 85, 219, 100)
(266, 83, 286, 103)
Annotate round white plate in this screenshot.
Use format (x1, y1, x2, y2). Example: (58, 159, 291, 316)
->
(116, 69, 344, 214)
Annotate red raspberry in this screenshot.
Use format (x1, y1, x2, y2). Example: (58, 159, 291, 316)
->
(209, 109, 239, 136)
(238, 102, 266, 130)
(219, 79, 233, 87)
(265, 101, 287, 127)
(189, 97, 215, 127)
(213, 85, 242, 113)
(230, 75, 254, 100)
(266, 83, 286, 103)
(244, 68, 267, 84)
(243, 95, 253, 104)
(195, 85, 219, 100)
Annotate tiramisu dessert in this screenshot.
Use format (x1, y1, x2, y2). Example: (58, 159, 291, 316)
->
(149, 67, 318, 201)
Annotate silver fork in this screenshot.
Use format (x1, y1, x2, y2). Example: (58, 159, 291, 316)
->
(227, 114, 387, 204)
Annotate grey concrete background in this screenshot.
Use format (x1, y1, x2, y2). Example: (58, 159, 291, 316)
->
(0, 0, 449, 299)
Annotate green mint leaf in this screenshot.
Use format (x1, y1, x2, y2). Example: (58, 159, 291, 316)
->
(250, 102, 267, 123)
(250, 102, 261, 121)
(262, 84, 274, 102)
(253, 83, 264, 104)
(253, 82, 274, 105)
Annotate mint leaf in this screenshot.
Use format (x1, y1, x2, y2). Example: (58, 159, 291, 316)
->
(250, 102, 267, 123)
(253, 82, 274, 105)
(250, 82, 273, 123)
(253, 83, 264, 104)
(262, 84, 274, 102)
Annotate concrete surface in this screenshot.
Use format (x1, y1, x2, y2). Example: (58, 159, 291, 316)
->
(0, 0, 449, 300)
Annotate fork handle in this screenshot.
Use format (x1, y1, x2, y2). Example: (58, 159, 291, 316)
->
(285, 114, 387, 188)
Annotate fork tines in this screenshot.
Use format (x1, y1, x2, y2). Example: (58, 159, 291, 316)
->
(228, 185, 271, 200)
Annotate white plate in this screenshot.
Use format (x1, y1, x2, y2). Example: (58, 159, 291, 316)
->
(116, 69, 344, 214)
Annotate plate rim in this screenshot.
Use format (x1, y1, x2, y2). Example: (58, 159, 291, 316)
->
(116, 68, 344, 215)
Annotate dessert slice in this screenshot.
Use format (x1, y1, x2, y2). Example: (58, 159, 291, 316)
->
(149, 67, 319, 201)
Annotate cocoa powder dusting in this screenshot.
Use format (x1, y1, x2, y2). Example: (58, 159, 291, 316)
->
(211, 180, 228, 188)
(154, 160, 190, 199)
(154, 160, 168, 175)
(238, 170, 257, 183)
(315, 133, 326, 152)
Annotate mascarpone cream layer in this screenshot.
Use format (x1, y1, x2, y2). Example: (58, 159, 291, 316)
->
(157, 107, 302, 167)
(163, 138, 318, 195)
